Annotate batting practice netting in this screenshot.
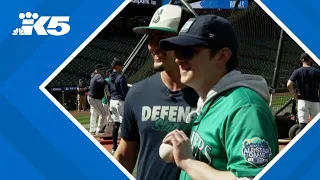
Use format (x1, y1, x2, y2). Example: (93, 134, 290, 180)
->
(48, 1, 318, 114)
(123, 1, 312, 115)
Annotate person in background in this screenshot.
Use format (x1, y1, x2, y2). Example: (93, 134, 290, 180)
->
(108, 58, 129, 153)
(88, 64, 108, 135)
(101, 69, 114, 136)
(77, 79, 87, 112)
(287, 52, 320, 132)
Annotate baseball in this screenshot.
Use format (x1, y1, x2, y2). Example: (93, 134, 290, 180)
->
(159, 143, 174, 163)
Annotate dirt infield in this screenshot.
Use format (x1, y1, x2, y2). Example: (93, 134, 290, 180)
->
(70, 110, 90, 116)
(95, 136, 120, 153)
(70, 110, 116, 153)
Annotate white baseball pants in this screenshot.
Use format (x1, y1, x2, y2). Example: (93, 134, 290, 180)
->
(297, 99, 320, 123)
(103, 103, 113, 134)
(87, 96, 107, 133)
(109, 99, 124, 124)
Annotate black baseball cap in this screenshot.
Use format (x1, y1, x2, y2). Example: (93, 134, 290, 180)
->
(300, 52, 311, 61)
(95, 64, 106, 70)
(111, 57, 124, 67)
(159, 14, 238, 54)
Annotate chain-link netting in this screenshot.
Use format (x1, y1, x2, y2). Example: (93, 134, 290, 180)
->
(48, 1, 315, 114)
(124, 1, 310, 114)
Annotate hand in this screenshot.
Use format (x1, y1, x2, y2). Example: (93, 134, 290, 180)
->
(163, 130, 194, 169)
(293, 94, 299, 100)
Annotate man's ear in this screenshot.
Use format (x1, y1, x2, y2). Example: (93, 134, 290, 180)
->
(214, 47, 232, 65)
(219, 47, 232, 64)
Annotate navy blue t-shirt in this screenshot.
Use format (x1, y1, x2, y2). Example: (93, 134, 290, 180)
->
(290, 66, 320, 102)
(121, 73, 199, 180)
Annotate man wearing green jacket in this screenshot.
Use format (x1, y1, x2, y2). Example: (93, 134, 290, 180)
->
(160, 14, 279, 180)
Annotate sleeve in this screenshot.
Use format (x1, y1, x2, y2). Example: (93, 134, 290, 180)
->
(120, 87, 140, 141)
(312, 68, 320, 79)
(289, 70, 298, 82)
(96, 74, 107, 84)
(119, 76, 129, 99)
(221, 105, 279, 178)
(106, 84, 111, 96)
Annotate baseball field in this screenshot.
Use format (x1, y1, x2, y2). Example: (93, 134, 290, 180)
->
(71, 110, 139, 177)
(72, 93, 293, 132)
(70, 92, 291, 178)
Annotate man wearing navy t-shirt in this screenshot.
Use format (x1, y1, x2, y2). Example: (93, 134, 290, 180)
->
(113, 5, 198, 180)
(287, 52, 320, 131)
(108, 58, 128, 153)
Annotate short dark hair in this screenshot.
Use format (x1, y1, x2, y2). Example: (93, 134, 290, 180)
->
(300, 52, 311, 62)
(111, 58, 124, 68)
(227, 54, 239, 72)
(210, 48, 239, 72)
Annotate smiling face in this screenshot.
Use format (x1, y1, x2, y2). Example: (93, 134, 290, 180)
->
(147, 30, 178, 72)
(174, 47, 212, 88)
(174, 47, 232, 90)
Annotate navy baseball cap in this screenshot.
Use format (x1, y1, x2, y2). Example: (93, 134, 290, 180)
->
(159, 14, 238, 54)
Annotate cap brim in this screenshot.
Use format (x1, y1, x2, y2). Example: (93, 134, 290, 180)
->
(159, 35, 207, 50)
(133, 26, 178, 35)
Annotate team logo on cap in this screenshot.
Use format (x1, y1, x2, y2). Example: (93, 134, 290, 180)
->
(151, 8, 164, 23)
(180, 18, 195, 33)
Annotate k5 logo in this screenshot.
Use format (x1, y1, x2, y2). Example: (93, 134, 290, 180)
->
(12, 12, 70, 36)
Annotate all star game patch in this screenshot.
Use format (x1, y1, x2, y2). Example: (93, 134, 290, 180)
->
(242, 137, 272, 167)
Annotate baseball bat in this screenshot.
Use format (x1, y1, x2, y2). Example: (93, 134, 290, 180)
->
(168, 0, 199, 17)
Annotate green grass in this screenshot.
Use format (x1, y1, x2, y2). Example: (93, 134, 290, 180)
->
(73, 112, 138, 178)
(76, 115, 90, 124)
(74, 114, 90, 131)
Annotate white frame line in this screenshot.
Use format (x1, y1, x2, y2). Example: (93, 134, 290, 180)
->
(39, 0, 136, 179)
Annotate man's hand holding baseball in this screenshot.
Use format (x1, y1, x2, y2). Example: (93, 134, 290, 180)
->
(162, 129, 194, 169)
(163, 129, 237, 180)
